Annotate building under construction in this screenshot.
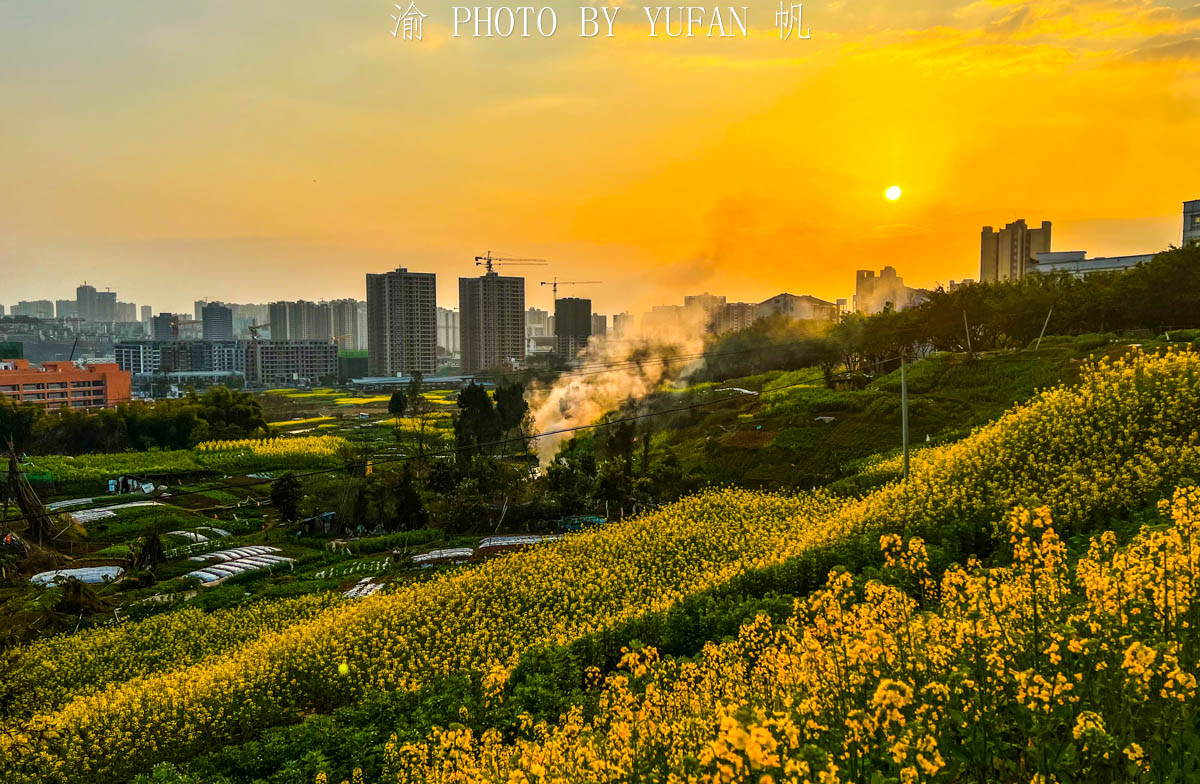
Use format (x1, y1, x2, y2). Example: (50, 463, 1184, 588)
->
(459, 271, 526, 373)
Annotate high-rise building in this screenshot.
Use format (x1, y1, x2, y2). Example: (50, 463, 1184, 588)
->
(591, 313, 608, 336)
(1184, 200, 1200, 246)
(140, 305, 153, 322)
(293, 300, 321, 340)
(95, 291, 117, 323)
(366, 267, 437, 377)
(642, 304, 684, 334)
(76, 284, 98, 322)
(330, 299, 364, 350)
(56, 299, 78, 320)
(980, 219, 1052, 283)
(201, 303, 234, 341)
(612, 312, 634, 338)
(268, 300, 335, 341)
(175, 313, 202, 340)
(437, 307, 461, 353)
(13, 300, 54, 320)
(852, 269, 925, 314)
(117, 340, 248, 376)
(151, 312, 175, 341)
(117, 339, 334, 388)
(196, 301, 269, 337)
(717, 302, 759, 334)
(114, 342, 161, 375)
(459, 272, 525, 373)
(684, 293, 727, 331)
(228, 303, 270, 339)
(355, 301, 368, 350)
(116, 302, 138, 323)
(74, 284, 118, 323)
(245, 340, 340, 387)
(526, 307, 550, 338)
(267, 301, 292, 340)
(308, 301, 333, 342)
(554, 297, 592, 358)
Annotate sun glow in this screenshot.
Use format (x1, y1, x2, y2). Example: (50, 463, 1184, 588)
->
(885, 185, 902, 201)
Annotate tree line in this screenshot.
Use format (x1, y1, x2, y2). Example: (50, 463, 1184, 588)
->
(700, 243, 1200, 383)
(0, 386, 267, 455)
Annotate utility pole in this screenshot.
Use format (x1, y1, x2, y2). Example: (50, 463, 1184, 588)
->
(962, 310, 974, 358)
(1035, 305, 1054, 350)
(900, 352, 910, 481)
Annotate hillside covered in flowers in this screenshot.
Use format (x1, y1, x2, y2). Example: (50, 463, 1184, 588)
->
(3, 348, 1200, 784)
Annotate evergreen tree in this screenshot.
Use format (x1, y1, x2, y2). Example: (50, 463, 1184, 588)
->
(270, 472, 302, 524)
(387, 390, 407, 419)
(454, 382, 501, 461)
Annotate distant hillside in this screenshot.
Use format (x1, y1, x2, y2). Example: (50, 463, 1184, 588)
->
(562, 332, 1200, 490)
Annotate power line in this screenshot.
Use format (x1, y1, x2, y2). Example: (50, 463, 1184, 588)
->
(6, 340, 1083, 533)
(1, 337, 1117, 530)
(407, 336, 842, 386)
(0, 335, 849, 509)
(403, 320, 956, 388)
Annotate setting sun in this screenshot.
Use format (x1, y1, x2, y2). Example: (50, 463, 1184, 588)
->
(886, 185, 902, 201)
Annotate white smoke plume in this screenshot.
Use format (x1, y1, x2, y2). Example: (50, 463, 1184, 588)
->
(529, 308, 712, 464)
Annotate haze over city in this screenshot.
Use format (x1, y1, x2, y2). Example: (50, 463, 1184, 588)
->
(4, 0, 1199, 313)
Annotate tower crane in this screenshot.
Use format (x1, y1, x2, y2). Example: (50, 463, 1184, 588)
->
(247, 323, 271, 341)
(245, 323, 272, 390)
(474, 251, 547, 274)
(539, 278, 602, 299)
(170, 316, 200, 341)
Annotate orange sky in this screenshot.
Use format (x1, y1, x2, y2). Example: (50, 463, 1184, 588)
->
(1, 0, 1198, 315)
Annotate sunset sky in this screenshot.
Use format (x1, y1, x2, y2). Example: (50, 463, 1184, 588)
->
(2, 0, 1198, 315)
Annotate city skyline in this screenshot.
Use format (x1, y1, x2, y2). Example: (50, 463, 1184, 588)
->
(3, 2, 1198, 314)
(5, 196, 1194, 322)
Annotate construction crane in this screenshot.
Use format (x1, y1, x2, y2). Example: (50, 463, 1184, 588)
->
(474, 251, 547, 274)
(244, 323, 273, 390)
(539, 278, 602, 299)
(170, 316, 200, 341)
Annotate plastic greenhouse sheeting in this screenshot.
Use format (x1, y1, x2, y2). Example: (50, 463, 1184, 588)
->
(32, 566, 124, 587)
(185, 553, 293, 584)
(189, 545, 280, 563)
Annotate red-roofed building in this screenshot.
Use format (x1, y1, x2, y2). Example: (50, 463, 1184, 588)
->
(0, 359, 131, 410)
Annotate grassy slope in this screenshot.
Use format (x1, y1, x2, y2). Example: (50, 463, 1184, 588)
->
(630, 338, 1150, 489)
